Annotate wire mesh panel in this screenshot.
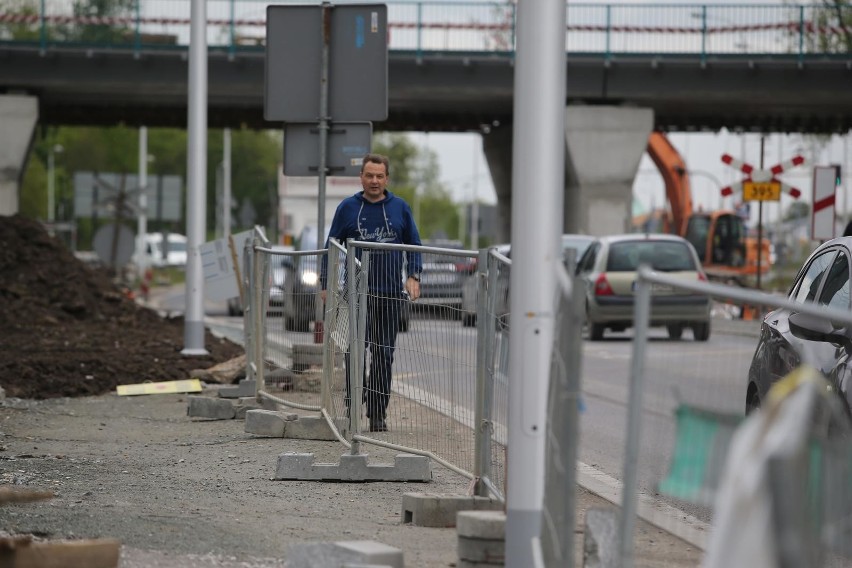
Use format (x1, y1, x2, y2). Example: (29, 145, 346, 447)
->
(478, 247, 511, 498)
(346, 241, 483, 478)
(323, 239, 353, 435)
(616, 265, 852, 567)
(251, 245, 328, 411)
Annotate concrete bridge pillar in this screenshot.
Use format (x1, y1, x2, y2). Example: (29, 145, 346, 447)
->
(564, 106, 654, 236)
(482, 125, 513, 244)
(482, 105, 653, 242)
(0, 95, 39, 216)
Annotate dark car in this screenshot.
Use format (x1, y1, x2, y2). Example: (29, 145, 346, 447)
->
(746, 237, 852, 415)
(417, 240, 476, 316)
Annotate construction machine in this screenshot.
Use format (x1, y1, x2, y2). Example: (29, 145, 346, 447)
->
(646, 132, 771, 284)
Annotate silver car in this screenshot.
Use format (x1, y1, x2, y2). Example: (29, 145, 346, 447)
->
(577, 234, 711, 341)
(460, 234, 594, 327)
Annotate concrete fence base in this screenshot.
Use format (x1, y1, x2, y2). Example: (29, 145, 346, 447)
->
(457, 510, 506, 567)
(275, 453, 432, 482)
(401, 493, 503, 527)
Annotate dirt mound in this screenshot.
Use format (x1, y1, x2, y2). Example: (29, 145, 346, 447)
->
(0, 215, 244, 399)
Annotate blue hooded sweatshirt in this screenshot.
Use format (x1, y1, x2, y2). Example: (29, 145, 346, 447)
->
(320, 190, 422, 295)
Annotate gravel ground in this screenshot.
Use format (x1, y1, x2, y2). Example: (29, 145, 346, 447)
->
(0, 388, 703, 567)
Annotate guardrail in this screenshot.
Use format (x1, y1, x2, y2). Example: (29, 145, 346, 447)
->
(1, 2, 849, 60)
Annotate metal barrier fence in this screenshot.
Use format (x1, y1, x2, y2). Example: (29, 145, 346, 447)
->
(2, 1, 850, 59)
(620, 266, 852, 567)
(345, 240, 490, 481)
(244, 236, 512, 497)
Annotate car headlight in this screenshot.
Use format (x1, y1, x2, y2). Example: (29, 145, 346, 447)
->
(301, 271, 318, 286)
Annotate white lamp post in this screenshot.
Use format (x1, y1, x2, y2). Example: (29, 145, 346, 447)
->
(47, 144, 63, 227)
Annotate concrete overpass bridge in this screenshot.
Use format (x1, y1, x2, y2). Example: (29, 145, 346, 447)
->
(2, 1, 851, 237)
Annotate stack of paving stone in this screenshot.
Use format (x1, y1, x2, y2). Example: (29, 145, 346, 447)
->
(457, 510, 506, 567)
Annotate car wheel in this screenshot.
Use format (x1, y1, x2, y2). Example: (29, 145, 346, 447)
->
(693, 322, 711, 341)
(745, 385, 760, 414)
(667, 324, 684, 340)
(462, 313, 476, 328)
(589, 323, 605, 341)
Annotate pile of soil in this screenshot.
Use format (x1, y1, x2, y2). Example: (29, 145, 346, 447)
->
(0, 215, 244, 399)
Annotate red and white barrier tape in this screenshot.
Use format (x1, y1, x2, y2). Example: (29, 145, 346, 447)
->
(0, 12, 848, 37)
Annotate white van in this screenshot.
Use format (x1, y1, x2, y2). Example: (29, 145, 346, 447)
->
(140, 233, 187, 268)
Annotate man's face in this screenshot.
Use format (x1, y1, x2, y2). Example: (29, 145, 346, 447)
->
(360, 161, 388, 203)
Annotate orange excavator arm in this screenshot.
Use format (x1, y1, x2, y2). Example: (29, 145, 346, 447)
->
(646, 132, 693, 237)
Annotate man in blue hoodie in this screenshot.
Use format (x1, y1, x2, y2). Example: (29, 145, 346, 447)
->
(320, 154, 423, 433)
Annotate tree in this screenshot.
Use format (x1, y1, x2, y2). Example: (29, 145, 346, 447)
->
(20, 126, 282, 248)
(0, 0, 40, 41)
(790, 0, 852, 54)
(783, 200, 810, 222)
(373, 133, 461, 241)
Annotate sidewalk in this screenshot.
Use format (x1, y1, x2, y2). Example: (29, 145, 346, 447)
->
(0, 389, 703, 567)
(26, 282, 702, 566)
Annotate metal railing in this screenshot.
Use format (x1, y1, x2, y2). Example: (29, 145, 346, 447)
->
(1, 2, 849, 60)
(621, 265, 852, 567)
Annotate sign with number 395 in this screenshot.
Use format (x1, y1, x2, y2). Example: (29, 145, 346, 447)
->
(743, 181, 781, 201)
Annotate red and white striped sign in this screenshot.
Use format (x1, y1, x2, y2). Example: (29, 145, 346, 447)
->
(720, 153, 805, 200)
(812, 166, 837, 241)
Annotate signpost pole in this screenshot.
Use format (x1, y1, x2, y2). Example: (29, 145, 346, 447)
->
(757, 136, 764, 290)
(314, 2, 332, 343)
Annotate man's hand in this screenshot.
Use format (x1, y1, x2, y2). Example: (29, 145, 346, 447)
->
(320, 289, 327, 304)
(405, 277, 420, 301)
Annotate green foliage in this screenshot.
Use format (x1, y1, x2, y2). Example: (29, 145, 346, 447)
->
(0, 0, 40, 41)
(783, 200, 810, 221)
(67, 0, 135, 45)
(373, 133, 460, 241)
(802, 1, 852, 53)
(20, 126, 281, 248)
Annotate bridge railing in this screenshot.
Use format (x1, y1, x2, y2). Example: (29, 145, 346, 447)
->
(0, 1, 849, 59)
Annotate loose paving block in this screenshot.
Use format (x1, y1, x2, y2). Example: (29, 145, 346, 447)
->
(457, 535, 504, 564)
(285, 415, 344, 441)
(244, 409, 296, 437)
(457, 510, 506, 541)
(233, 397, 267, 419)
(292, 343, 323, 371)
(583, 507, 620, 568)
(217, 378, 256, 399)
(186, 396, 235, 420)
(457, 560, 502, 568)
(286, 540, 402, 568)
(275, 453, 431, 482)
(401, 493, 503, 527)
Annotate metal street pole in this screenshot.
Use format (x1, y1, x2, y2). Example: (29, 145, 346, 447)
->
(313, 2, 332, 343)
(183, 0, 209, 356)
(471, 140, 479, 248)
(47, 144, 62, 234)
(137, 127, 148, 276)
(757, 136, 764, 290)
(506, 0, 566, 566)
(223, 128, 232, 238)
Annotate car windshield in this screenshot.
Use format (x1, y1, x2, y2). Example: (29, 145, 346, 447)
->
(606, 241, 696, 272)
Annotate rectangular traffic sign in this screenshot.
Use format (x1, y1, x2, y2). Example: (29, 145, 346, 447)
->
(264, 4, 388, 122)
(743, 180, 781, 201)
(812, 166, 837, 241)
(283, 122, 372, 177)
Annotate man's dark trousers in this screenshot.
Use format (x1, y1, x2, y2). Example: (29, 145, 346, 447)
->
(344, 294, 402, 423)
